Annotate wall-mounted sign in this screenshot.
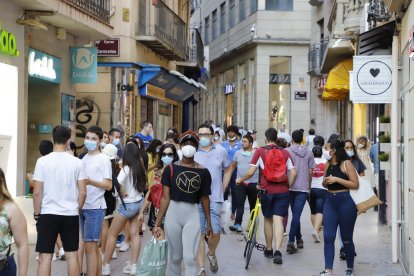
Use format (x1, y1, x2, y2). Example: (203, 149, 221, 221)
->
(0, 22, 19, 57)
(95, 39, 120, 57)
(224, 84, 234, 94)
(351, 55, 392, 103)
(70, 47, 97, 83)
(317, 76, 327, 91)
(38, 124, 53, 134)
(61, 94, 75, 126)
(28, 48, 62, 84)
(294, 91, 307, 100)
(269, 74, 290, 84)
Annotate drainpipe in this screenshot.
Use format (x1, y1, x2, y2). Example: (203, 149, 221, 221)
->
(391, 34, 399, 264)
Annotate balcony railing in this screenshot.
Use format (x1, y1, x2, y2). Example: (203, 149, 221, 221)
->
(63, 0, 110, 24)
(308, 43, 321, 75)
(189, 29, 204, 67)
(308, 37, 329, 75)
(137, 0, 187, 61)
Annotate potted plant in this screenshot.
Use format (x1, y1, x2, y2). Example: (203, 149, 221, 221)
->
(379, 115, 391, 132)
(379, 152, 390, 170)
(379, 134, 391, 152)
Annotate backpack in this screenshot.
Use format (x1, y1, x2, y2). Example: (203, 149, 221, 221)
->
(262, 146, 288, 183)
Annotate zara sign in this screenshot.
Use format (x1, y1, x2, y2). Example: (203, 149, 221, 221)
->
(351, 55, 392, 103)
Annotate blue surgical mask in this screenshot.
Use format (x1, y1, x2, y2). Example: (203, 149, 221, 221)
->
(199, 137, 211, 148)
(84, 140, 97, 151)
(346, 150, 355, 158)
(241, 150, 253, 157)
(112, 138, 120, 146)
(161, 156, 174, 165)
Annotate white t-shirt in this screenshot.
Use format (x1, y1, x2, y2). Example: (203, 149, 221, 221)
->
(33, 152, 86, 216)
(117, 166, 144, 203)
(82, 153, 112, 209)
(311, 157, 326, 190)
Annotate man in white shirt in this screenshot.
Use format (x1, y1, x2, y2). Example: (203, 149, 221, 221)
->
(79, 126, 112, 276)
(33, 125, 87, 276)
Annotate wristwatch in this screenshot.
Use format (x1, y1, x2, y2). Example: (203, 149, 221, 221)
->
(33, 213, 40, 221)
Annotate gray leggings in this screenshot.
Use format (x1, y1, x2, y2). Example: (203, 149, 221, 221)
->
(165, 200, 201, 276)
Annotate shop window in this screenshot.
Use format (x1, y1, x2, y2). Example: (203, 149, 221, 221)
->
(269, 56, 291, 132)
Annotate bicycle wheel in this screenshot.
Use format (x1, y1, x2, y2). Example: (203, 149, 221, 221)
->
(245, 216, 259, 269)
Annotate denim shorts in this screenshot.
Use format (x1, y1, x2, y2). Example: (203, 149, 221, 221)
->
(199, 201, 222, 235)
(261, 192, 289, 218)
(309, 188, 327, 214)
(118, 200, 143, 219)
(80, 209, 106, 242)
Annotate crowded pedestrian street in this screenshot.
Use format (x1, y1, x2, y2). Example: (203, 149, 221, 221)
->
(24, 207, 403, 275)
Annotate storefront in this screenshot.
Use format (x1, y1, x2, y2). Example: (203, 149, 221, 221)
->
(0, 2, 25, 197)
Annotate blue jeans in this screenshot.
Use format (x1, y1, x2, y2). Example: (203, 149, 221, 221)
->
(288, 191, 308, 243)
(323, 191, 357, 270)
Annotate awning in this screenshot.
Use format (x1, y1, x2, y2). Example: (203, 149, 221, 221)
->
(322, 59, 353, 101)
(138, 63, 200, 102)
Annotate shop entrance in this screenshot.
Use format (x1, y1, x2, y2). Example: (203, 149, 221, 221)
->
(26, 79, 60, 178)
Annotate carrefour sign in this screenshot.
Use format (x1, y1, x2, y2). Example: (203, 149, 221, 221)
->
(0, 22, 19, 57)
(351, 55, 392, 103)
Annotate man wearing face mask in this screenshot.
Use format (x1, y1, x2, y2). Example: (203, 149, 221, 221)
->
(109, 128, 122, 158)
(79, 126, 112, 276)
(221, 125, 242, 219)
(195, 124, 230, 275)
(223, 135, 259, 232)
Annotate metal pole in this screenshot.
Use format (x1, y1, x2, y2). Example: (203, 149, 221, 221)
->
(391, 34, 399, 263)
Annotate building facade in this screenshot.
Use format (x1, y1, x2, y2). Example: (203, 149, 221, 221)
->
(192, 0, 312, 142)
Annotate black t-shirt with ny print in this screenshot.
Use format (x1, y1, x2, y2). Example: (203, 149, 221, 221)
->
(161, 163, 211, 204)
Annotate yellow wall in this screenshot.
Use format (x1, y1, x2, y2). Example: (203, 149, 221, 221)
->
(353, 103, 367, 141)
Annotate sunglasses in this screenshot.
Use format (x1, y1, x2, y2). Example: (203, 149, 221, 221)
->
(162, 153, 174, 157)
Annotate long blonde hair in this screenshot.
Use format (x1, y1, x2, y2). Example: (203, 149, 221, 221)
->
(0, 168, 13, 208)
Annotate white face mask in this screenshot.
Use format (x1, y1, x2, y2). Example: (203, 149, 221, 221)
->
(346, 150, 354, 157)
(181, 145, 197, 158)
(214, 136, 219, 141)
(228, 136, 237, 141)
(322, 150, 332, 161)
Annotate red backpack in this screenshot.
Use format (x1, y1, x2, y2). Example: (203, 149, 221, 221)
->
(262, 146, 288, 183)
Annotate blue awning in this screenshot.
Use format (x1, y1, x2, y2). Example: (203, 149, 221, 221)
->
(138, 63, 199, 102)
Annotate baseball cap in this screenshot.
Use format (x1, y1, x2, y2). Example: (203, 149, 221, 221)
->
(277, 132, 292, 144)
(102, 144, 118, 160)
(179, 132, 199, 145)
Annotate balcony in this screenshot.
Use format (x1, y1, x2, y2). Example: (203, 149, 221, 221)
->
(344, 0, 367, 34)
(13, 0, 112, 39)
(308, 43, 321, 76)
(137, 0, 187, 61)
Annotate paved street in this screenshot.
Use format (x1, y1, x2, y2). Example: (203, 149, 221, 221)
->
(24, 203, 405, 276)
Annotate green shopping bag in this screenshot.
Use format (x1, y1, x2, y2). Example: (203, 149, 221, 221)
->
(136, 237, 168, 276)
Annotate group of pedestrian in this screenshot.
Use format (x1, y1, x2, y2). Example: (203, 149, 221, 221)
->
(2, 119, 377, 276)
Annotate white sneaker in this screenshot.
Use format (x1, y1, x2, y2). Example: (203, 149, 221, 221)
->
(59, 248, 65, 260)
(52, 254, 58, 262)
(313, 231, 321, 243)
(122, 261, 137, 275)
(119, 241, 130, 252)
(112, 250, 118, 259)
(102, 264, 111, 276)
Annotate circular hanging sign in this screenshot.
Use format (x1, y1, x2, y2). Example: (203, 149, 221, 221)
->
(356, 60, 392, 95)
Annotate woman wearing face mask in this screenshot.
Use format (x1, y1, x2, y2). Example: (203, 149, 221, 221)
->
(138, 144, 179, 230)
(317, 139, 359, 276)
(152, 131, 213, 276)
(355, 136, 374, 186)
(344, 140, 366, 177)
(146, 139, 163, 189)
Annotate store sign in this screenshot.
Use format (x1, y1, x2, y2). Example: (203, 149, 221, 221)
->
(224, 83, 234, 94)
(28, 48, 61, 84)
(269, 74, 290, 84)
(0, 22, 19, 57)
(95, 39, 120, 57)
(351, 55, 392, 103)
(294, 91, 307, 100)
(70, 47, 97, 83)
(317, 76, 327, 91)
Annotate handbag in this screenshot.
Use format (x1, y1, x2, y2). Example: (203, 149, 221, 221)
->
(135, 238, 168, 276)
(345, 161, 382, 215)
(148, 165, 173, 209)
